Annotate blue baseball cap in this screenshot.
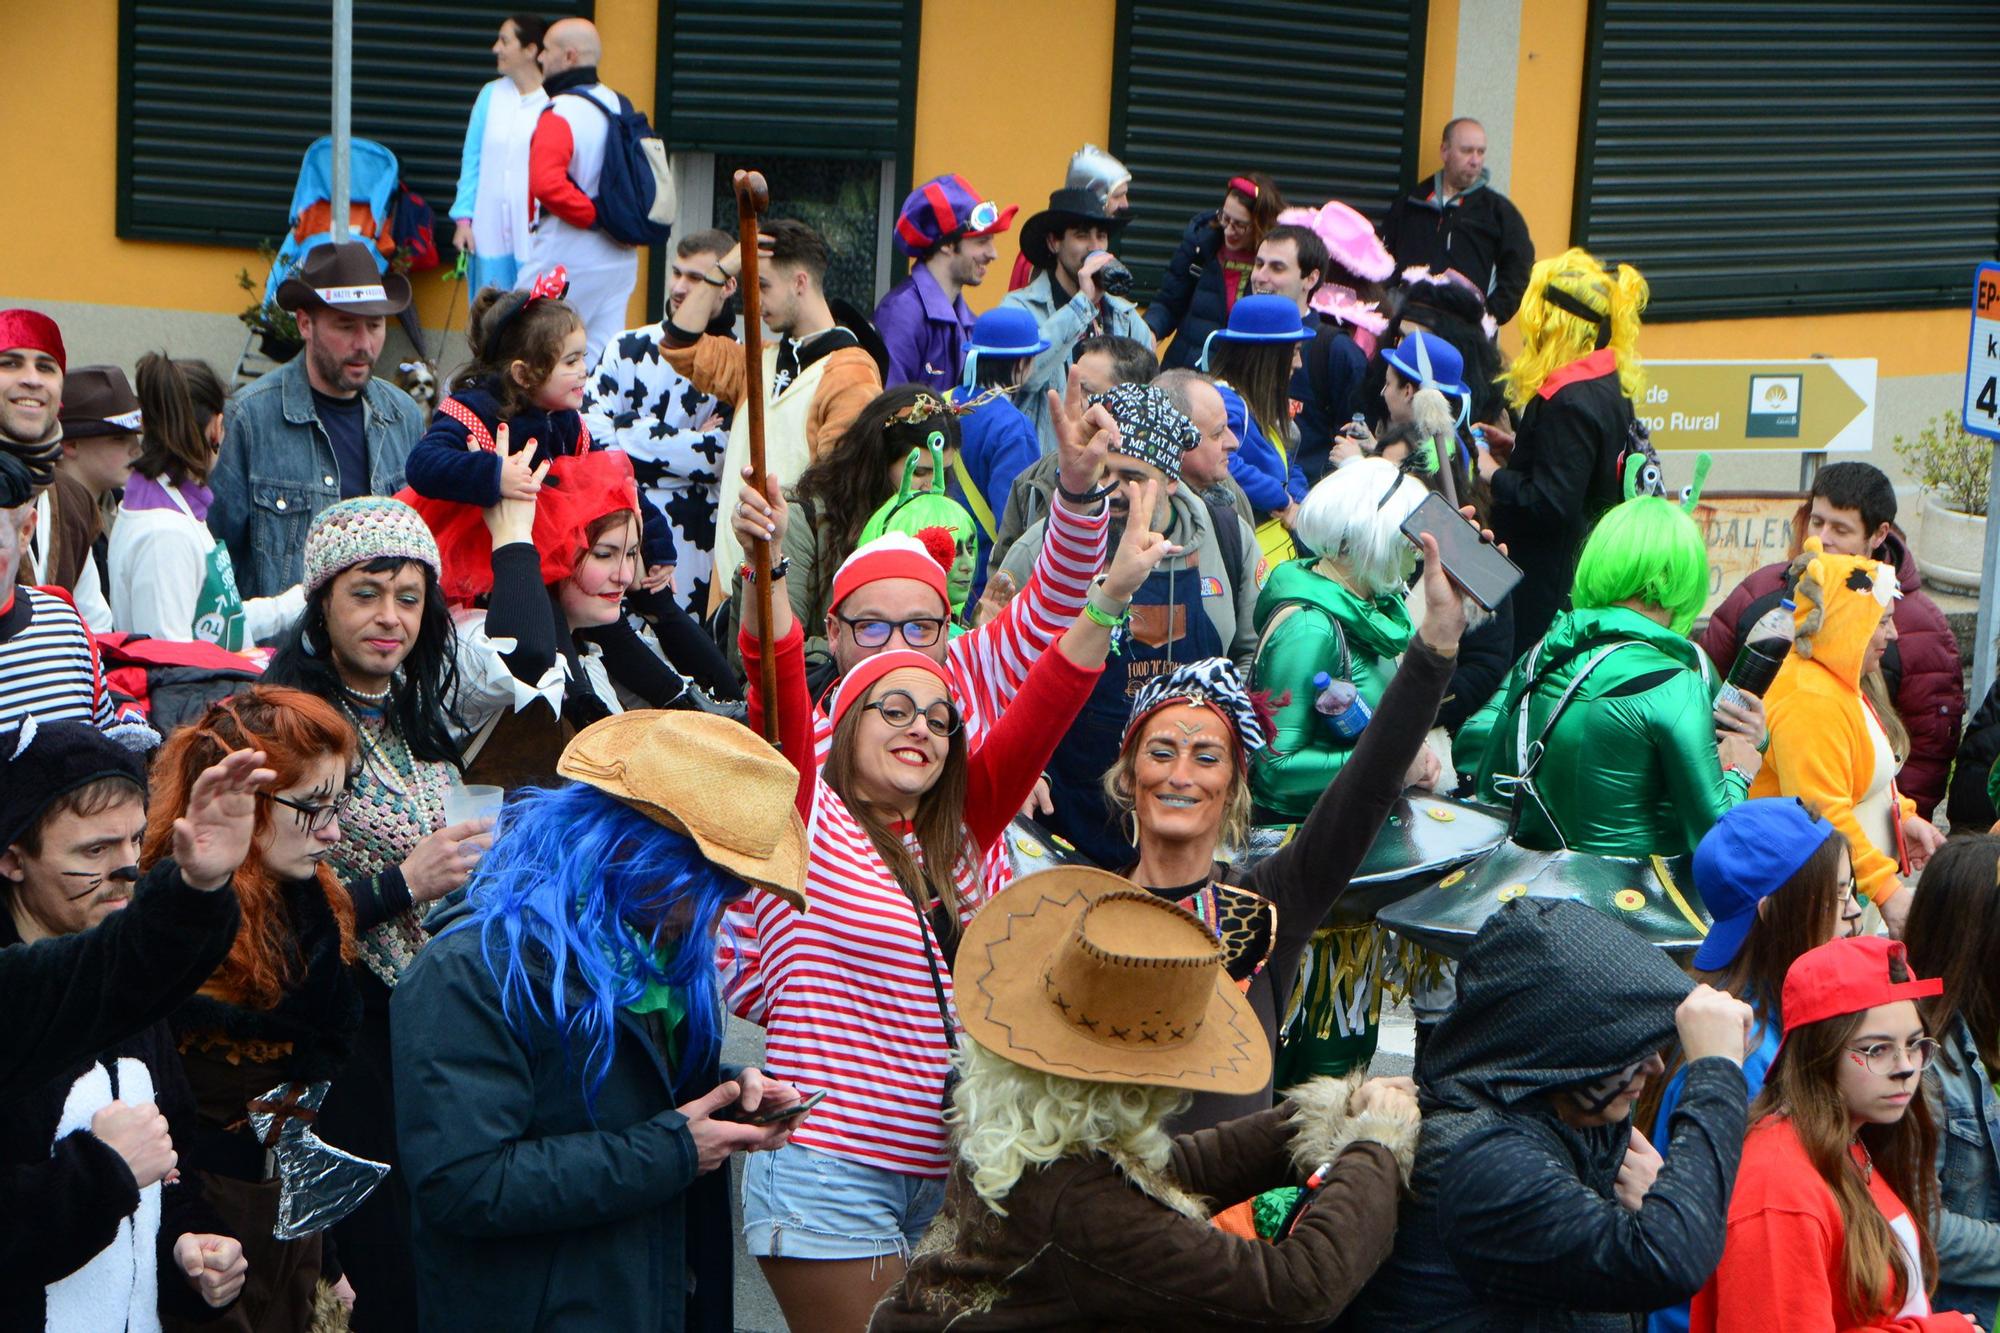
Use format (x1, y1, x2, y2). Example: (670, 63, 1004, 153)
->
(1381, 330, 1471, 400)
(1691, 799, 1840, 971)
(960, 307, 1051, 389)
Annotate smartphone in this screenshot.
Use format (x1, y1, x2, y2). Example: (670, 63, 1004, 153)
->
(718, 1089, 827, 1126)
(1399, 491, 1522, 611)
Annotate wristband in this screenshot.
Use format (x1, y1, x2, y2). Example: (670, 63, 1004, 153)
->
(1083, 599, 1128, 630)
(1057, 478, 1118, 505)
(703, 264, 730, 288)
(738, 556, 791, 584)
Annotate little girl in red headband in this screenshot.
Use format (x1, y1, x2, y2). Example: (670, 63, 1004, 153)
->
(1693, 936, 1980, 1331)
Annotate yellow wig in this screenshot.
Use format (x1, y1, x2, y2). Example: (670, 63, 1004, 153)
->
(1500, 247, 1649, 411)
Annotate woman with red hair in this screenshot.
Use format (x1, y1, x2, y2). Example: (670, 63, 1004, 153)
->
(148, 686, 364, 1332)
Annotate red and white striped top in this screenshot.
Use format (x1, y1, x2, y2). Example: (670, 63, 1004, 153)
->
(729, 614, 1100, 1175)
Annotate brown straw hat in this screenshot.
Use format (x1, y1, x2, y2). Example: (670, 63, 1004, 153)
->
(954, 866, 1270, 1092)
(556, 711, 807, 912)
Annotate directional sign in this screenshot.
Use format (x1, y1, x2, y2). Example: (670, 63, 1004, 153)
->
(1639, 360, 1876, 453)
(1966, 262, 2000, 442)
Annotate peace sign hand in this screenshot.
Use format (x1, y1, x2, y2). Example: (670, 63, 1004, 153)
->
(1102, 479, 1181, 601)
(1050, 365, 1120, 507)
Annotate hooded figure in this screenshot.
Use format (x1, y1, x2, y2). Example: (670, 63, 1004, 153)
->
(1749, 538, 1916, 910)
(1345, 899, 1749, 1331)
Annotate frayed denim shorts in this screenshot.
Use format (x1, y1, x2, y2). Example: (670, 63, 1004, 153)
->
(741, 1141, 946, 1261)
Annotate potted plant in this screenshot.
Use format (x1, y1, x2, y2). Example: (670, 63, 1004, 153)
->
(236, 243, 302, 362)
(1892, 410, 1992, 592)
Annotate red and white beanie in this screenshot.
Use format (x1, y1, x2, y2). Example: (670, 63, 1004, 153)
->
(828, 532, 950, 615)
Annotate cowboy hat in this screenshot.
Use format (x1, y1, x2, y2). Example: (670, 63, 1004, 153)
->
(1018, 188, 1130, 272)
(556, 711, 808, 911)
(953, 866, 1271, 1092)
(276, 240, 413, 316)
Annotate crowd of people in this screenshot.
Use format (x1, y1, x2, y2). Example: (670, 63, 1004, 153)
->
(1, 11, 1997, 1332)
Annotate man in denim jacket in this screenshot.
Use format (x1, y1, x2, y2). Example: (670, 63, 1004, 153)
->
(209, 242, 421, 598)
(1929, 1016, 2000, 1318)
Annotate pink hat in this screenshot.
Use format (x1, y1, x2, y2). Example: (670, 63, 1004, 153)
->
(828, 532, 950, 614)
(830, 649, 951, 727)
(1277, 202, 1395, 284)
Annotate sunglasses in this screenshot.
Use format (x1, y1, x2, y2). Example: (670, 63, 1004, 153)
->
(863, 690, 961, 737)
(264, 790, 341, 835)
(837, 615, 947, 649)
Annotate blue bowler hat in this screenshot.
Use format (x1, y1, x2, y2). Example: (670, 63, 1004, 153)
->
(1199, 293, 1309, 370)
(1691, 798, 1841, 971)
(1382, 330, 1472, 400)
(960, 306, 1051, 389)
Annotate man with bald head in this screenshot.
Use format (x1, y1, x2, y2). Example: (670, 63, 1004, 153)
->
(1380, 116, 1534, 323)
(526, 17, 640, 361)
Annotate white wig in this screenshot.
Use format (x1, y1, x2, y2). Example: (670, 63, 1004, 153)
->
(1293, 456, 1427, 598)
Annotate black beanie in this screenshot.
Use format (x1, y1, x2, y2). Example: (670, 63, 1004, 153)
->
(0, 718, 147, 852)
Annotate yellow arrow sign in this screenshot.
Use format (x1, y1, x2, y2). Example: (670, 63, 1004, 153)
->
(1638, 360, 1876, 453)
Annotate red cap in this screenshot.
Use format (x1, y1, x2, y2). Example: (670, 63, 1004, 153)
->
(1780, 936, 1942, 1042)
(828, 533, 950, 615)
(0, 309, 66, 373)
(830, 649, 951, 727)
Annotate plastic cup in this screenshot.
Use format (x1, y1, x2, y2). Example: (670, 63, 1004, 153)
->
(442, 783, 505, 827)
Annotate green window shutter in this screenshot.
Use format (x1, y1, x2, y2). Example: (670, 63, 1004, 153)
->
(1111, 0, 1427, 303)
(659, 0, 921, 158)
(119, 0, 591, 247)
(1575, 0, 2000, 320)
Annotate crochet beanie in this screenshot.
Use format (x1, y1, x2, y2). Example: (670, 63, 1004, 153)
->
(303, 496, 442, 593)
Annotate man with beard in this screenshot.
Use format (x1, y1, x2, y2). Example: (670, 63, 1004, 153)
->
(207, 241, 422, 598)
(873, 174, 1017, 392)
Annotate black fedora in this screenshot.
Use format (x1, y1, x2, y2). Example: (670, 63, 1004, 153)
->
(276, 240, 412, 316)
(1017, 187, 1129, 272)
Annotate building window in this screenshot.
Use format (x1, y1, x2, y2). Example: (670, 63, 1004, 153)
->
(1574, 0, 2000, 319)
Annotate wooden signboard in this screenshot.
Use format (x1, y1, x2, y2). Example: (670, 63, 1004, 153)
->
(1690, 491, 1807, 622)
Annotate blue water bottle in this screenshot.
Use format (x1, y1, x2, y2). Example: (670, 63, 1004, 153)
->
(1312, 671, 1372, 741)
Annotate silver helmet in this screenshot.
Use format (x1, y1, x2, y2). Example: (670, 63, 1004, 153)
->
(1065, 143, 1131, 207)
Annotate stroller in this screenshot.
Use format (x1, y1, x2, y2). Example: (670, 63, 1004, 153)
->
(235, 136, 434, 385)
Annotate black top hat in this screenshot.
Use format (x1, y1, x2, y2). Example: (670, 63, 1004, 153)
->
(276, 241, 413, 316)
(1018, 187, 1130, 272)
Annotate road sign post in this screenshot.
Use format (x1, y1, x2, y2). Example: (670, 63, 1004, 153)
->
(1965, 263, 2000, 706)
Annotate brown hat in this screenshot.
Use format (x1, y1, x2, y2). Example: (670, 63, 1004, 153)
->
(276, 240, 412, 316)
(953, 867, 1271, 1092)
(555, 711, 808, 912)
(58, 365, 143, 439)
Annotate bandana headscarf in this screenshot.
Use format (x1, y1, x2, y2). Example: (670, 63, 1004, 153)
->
(1091, 381, 1198, 483)
(1123, 658, 1267, 759)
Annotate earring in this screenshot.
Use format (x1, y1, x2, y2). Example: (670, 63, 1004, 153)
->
(301, 626, 319, 658)
(1124, 809, 1141, 848)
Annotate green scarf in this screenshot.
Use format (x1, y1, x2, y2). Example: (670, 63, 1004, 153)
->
(1313, 568, 1413, 660)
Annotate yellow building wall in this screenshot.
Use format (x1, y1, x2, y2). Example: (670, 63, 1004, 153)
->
(8, 0, 658, 336)
(1418, 0, 1462, 180)
(909, 0, 1118, 314)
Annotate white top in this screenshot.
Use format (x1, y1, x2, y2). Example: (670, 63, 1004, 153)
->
(463, 77, 547, 268)
(524, 82, 634, 276)
(30, 489, 113, 632)
(105, 489, 304, 645)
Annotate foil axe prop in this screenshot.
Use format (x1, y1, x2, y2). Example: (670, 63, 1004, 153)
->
(247, 1080, 389, 1241)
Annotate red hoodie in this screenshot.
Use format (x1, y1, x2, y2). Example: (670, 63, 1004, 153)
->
(1692, 1118, 1977, 1332)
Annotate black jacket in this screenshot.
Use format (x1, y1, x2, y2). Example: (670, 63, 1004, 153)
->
(1295, 315, 1371, 487)
(1948, 674, 2000, 832)
(1343, 899, 1748, 1332)
(391, 898, 737, 1333)
(0, 860, 239, 1100)
(1488, 358, 1634, 649)
(1380, 175, 1535, 324)
(1145, 210, 1236, 370)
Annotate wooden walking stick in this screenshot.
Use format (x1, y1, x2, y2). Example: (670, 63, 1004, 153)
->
(734, 169, 780, 745)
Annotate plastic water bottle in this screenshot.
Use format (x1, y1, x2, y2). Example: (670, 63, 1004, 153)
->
(1716, 598, 1796, 710)
(1471, 424, 1488, 452)
(1313, 671, 1372, 741)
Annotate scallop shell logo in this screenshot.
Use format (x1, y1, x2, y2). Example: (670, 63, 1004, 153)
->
(1614, 889, 1647, 912)
(1763, 382, 1791, 408)
(1496, 883, 1527, 902)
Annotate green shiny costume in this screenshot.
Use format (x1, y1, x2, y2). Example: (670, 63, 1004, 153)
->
(1249, 557, 1414, 1085)
(1461, 605, 1751, 857)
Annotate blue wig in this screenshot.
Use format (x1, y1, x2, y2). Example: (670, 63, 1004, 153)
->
(446, 782, 748, 1116)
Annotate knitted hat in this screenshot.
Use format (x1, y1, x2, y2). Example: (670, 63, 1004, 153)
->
(829, 648, 951, 728)
(0, 309, 66, 373)
(893, 174, 1017, 259)
(303, 496, 443, 593)
(0, 717, 147, 853)
(1691, 799, 1840, 971)
(827, 532, 951, 615)
(58, 366, 144, 439)
(1093, 381, 1198, 482)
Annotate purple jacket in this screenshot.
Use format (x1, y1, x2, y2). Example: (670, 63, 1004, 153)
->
(872, 265, 974, 392)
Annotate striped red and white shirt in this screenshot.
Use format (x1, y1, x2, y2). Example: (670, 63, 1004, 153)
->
(729, 615, 1099, 1175)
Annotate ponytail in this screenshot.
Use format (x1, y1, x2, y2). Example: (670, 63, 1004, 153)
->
(134, 352, 227, 486)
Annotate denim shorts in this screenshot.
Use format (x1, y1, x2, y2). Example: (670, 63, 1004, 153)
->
(741, 1142, 946, 1261)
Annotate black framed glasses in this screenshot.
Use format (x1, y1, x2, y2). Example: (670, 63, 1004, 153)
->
(837, 615, 947, 649)
(1847, 1037, 1939, 1076)
(863, 690, 960, 737)
(264, 791, 341, 835)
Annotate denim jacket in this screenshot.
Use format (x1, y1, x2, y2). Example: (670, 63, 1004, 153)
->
(1927, 1015, 2000, 1318)
(208, 358, 420, 598)
(999, 269, 1149, 456)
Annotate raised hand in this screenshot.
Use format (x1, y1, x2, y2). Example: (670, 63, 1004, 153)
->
(494, 422, 549, 503)
(1102, 479, 1181, 601)
(1050, 365, 1121, 507)
(173, 748, 276, 891)
(730, 465, 787, 554)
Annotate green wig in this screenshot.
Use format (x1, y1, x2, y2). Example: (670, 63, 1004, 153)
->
(1570, 495, 1709, 636)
